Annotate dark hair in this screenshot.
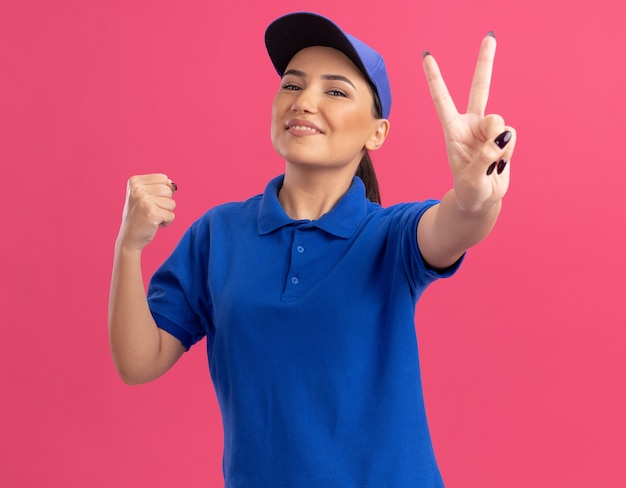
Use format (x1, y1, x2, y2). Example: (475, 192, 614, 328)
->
(356, 90, 383, 204)
(356, 152, 381, 204)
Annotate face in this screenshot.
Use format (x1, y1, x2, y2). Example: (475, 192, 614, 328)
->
(271, 46, 388, 172)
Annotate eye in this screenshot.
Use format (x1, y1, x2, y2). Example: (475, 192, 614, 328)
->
(281, 83, 301, 91)
(327, 89, 347, 97)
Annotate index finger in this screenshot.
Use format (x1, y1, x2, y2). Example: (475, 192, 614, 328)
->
(467, 33, 497, 115)
(423, 53, 459, 128)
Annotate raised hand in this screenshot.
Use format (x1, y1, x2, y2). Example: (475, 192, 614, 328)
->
(109, 173, 184, 385)
(423, 33, 516, 213)
(116, 174, 178, 251)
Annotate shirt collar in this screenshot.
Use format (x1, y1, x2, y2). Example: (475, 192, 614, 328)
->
(258, 174, 368, 239)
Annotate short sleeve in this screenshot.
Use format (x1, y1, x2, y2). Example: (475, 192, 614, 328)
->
(147, 220, 211, 350)
(388, 200, 464, 295)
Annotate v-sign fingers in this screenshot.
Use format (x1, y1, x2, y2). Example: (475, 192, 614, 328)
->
(467, 33, 497, 115)
(423, 52, 459, 128)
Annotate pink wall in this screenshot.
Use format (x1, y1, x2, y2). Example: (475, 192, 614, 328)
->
(1, 0, 625, 486)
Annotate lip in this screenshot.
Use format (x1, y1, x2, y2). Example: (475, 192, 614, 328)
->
(285, 119, 324, 135)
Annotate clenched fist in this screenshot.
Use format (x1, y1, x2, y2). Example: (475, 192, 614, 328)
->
(116, 174, 177, 251)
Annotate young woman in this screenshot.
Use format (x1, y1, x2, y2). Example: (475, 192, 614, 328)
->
(109, 12, 516, 487)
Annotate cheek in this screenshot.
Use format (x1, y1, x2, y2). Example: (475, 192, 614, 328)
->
(338, 108, 378, 143)
(270, 102, 282, 143)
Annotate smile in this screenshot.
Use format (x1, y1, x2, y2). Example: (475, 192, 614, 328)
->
(289, 125, 322, 133)
(285, 119, 324, 135)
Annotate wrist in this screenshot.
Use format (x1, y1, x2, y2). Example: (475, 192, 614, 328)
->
(450, 189, 502, 218)
(114, 238, 145, 259)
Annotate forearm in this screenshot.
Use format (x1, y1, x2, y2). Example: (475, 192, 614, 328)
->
(108, 244, 168, 384)
(418, 189, 501, 269)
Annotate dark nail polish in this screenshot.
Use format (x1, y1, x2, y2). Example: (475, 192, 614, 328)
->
(487, 31, 495, 38)
(486, 162, 497, 175)
(171, 181, 178, 192)
(422, 50, 431, 59)
(497, 158, 508, 174)
(494, 131, 512, 149)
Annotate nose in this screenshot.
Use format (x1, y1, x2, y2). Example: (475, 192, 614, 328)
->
(291, 87, 318, 114)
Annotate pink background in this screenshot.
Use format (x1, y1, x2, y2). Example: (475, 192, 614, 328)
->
(2, 0, 625, 486)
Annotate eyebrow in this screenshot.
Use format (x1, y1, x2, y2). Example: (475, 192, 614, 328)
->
(283, 69, 357, 89)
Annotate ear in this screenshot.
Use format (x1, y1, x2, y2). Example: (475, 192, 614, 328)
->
(365, 119, 390, 151)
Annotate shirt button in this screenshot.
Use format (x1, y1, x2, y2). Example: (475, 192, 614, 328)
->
(297, 246, 305, 253)
(291, 277, 299, 285)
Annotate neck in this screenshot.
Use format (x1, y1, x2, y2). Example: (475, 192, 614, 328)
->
(278, 167, 356, 220)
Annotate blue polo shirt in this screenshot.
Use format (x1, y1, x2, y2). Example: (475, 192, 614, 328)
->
(147, 175, 461, 487)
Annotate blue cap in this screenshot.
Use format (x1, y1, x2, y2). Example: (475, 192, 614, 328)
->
(265, 12, 392, 119)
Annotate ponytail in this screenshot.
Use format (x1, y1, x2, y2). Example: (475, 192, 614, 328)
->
(356, 152, 381, 204)
(355, 89, 384, 205)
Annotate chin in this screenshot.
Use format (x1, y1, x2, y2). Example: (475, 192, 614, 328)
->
(274, 143, 322, 166)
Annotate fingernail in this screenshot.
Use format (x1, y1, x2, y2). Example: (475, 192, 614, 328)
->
(486, 162, 497, 175)
(422, 50, 431, 59)
(494, 131, 512, 149)
(170, 180, 178, 192)
(487, 31, 495, 38)
(497, 158, 508, 174)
